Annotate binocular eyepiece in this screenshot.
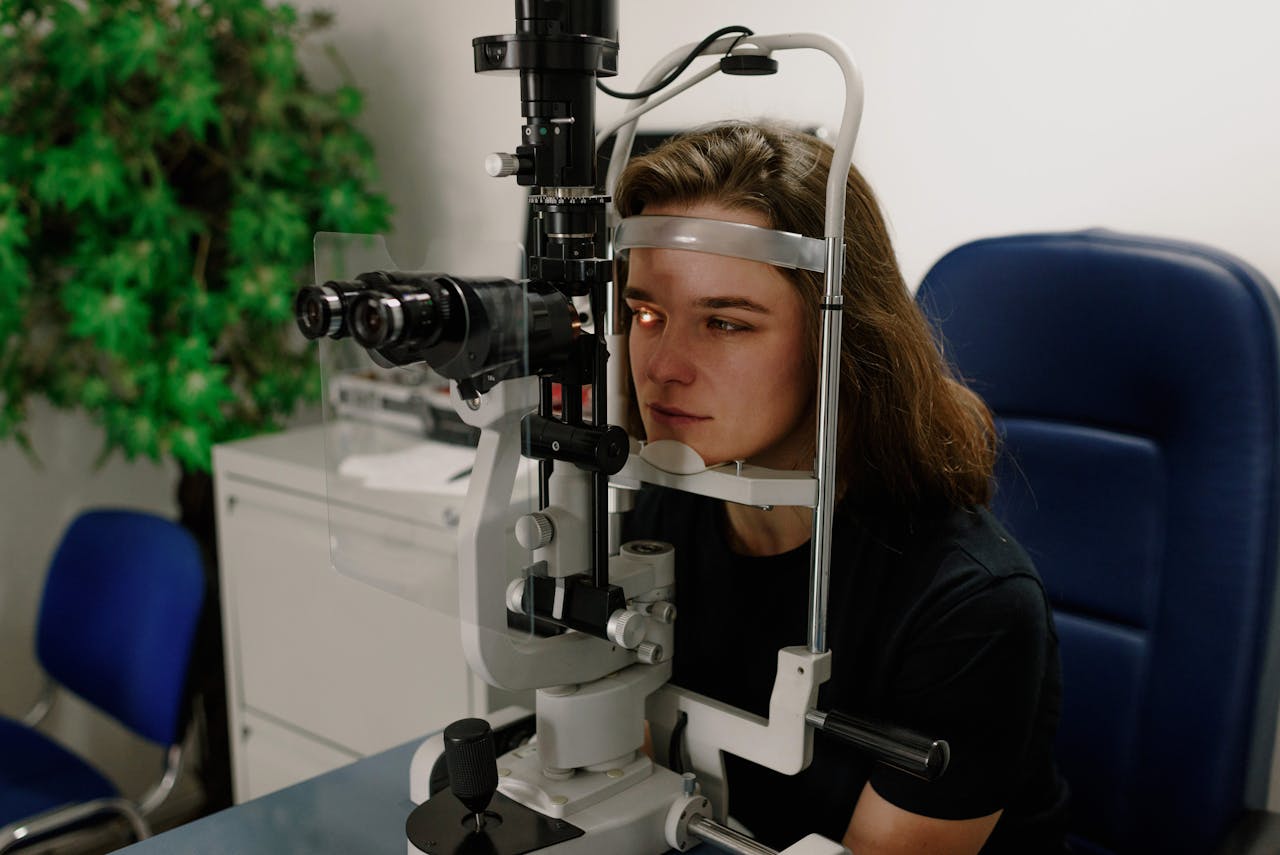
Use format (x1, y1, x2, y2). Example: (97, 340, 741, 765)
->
(296, 273, 450, 350)
(295, 272, 581, 391)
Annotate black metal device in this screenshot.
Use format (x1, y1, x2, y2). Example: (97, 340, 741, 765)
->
(298, 1, 624, 598)
(474, 0, 621, 599)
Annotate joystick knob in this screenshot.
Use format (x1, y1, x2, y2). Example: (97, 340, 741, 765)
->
(444, 718, 499, 828)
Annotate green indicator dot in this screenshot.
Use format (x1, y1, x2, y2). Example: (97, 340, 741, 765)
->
(540, 126, 547, 136)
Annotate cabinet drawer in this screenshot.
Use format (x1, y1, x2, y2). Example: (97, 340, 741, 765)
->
(219, 479, 474, 757)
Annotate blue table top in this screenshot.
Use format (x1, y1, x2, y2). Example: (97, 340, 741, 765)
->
(121, 739, 737, 855)
(120, 740, 421, 854)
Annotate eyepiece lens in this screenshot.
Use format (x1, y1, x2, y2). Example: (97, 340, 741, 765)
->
(295, 286, 337, 339)
(350, 294, 402, 348)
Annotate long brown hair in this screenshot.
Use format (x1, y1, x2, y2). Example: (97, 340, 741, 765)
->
(614, 122, 996, 512)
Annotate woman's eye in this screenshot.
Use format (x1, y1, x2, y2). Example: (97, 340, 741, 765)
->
(631, 306, 662, 327)
(708, 317, 749, 333)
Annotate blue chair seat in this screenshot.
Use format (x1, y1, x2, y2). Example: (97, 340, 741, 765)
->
(0, 716, 118, 825)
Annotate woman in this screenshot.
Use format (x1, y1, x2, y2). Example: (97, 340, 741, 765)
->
(616, 123, 1069, 854)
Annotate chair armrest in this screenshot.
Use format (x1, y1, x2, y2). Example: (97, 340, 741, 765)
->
(1215, 810, 1280, 854)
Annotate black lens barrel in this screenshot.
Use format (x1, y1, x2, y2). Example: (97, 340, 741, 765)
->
(295, 280, 365, 340)
(293, 272, 579, 386)
(348, 282, 447, 350)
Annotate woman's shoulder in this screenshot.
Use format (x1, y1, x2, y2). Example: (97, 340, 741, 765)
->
(917, 506, 1052, 629)
(852, 503, 1051, 629)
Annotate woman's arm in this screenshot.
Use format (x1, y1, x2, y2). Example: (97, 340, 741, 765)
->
(842, 783, 1001, 855)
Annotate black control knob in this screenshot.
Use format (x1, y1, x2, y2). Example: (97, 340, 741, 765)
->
(444, 718, 500, 819)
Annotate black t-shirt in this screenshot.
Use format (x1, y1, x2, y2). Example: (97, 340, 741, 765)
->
(624, 487, 1070, 853)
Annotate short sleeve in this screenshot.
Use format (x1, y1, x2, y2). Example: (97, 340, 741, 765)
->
(868, 559, 1053, 820)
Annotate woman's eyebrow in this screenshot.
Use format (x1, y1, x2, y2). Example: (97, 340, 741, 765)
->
(696, 296, 770, 313)
(623, 286, 770, 314)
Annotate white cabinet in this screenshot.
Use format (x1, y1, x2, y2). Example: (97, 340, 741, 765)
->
(214, 424, 523, 803)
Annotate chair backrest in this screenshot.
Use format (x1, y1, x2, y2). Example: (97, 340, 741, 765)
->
(36, 509, 206, 747)
(916, 230, 1280, 854)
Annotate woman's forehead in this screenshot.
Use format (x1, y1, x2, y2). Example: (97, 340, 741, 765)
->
(640, 198, 771, 228)
(625, 245, 794, 306)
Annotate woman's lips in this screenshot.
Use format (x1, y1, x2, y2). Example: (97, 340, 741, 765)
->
(647, 403, 710, 427)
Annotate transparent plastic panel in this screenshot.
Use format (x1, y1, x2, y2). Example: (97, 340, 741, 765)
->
(309, 232, 539, 643)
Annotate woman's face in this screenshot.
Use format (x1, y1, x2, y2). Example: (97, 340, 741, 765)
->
(625, 200, 815, 470)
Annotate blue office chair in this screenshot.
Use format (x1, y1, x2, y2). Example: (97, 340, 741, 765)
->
(916, 230, 1280, 854)
(0, 509, 206, 852)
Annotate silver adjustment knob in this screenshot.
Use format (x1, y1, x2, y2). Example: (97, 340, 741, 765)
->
(648, 602, 676, 624)
(606, 609, 646, 649)
(484, 152, 521, 178)
(506, 579, 527, 614)
(636, 641, 663, 664)
(515, 513, 555, 550)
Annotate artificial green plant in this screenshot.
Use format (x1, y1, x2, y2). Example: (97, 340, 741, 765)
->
(0, 0, 391, 472)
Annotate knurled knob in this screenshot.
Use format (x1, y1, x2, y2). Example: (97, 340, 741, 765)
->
(636, 641, 663, 664)
(515, 512, 555, 550)
(484, 152, 521, 178)
(443, 718, 498, 816)
(607, 609, 646, 649)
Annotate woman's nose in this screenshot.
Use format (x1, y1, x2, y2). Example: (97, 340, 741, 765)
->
(642, 329, 696, 385)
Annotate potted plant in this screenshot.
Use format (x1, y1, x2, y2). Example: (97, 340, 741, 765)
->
(0, 0, 392, 810)
(0, 0, 390, 473)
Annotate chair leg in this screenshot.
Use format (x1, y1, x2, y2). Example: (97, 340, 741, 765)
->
(0, 797, 152, 853)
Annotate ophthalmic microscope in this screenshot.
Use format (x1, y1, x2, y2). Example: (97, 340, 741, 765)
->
(294, 4, 948, 854)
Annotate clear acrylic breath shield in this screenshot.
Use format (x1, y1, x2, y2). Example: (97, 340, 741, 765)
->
(310, 231, 538, 645)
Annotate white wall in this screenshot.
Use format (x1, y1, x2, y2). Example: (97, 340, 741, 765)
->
(295, 0, 1280, 290)
(2, 0, 1276, 805)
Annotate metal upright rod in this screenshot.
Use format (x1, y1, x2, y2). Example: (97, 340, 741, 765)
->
(808, 238, 846, 654)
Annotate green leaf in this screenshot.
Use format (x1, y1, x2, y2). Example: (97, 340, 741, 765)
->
(182, 287, 231, 338)
(225, 262, 296, 322)
(244, 129, 306, 180)
(228, 189, 308, 260)
(156, 74, 222, 138)
(167, 421, 213, 472)
(334, 85, 362, 119)
(80, 375, 112, 409)
(254, 81, 288, 125)
(273, 3, 299, 27)
(253, 36, 298, 84)
(33, 128, 130, 215)
(0, 187, 30, 275)
(103, 402, 162, 460)
(0, 136, 40, 182)
(165, 360, 234, 423)
(132, 183, 201, 242)
(318, 181, 391, 234)
(101, 13, 164, 81)
(62, 280, 153, 357)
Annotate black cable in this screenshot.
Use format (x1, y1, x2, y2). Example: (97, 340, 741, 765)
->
(597, 26, 754, 100)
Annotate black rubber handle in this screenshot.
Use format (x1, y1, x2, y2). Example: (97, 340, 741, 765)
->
(814, 710, 950, 782)
(443, 718, 499, 815)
